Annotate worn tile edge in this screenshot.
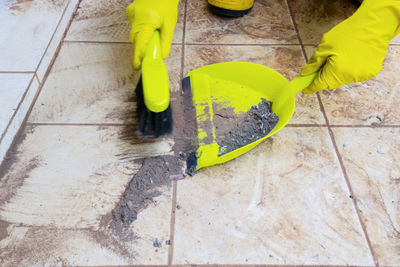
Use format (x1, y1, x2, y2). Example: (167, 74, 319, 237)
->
(36, 0, 80, 82)
(0, 75, 38, 165)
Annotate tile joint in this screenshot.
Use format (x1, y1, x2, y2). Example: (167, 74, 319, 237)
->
(286, 1, 379, 265)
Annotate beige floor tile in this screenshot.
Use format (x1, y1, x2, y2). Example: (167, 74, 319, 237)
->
(288, 0, 358, 45)
(391, 34, 400, 44)
(304, 45, 316, 61)
(0, 125, 173, 228)
(173, 127, 373, 265)
(0, 74, 33, 137)
(66, 0, 184, 43)
(0, 0, 68, 71)
(184, 45, 324, 124)
(185, 0, 298, 44)
(0, 125, 174, 264)
(333, 127, 400, 266)
(0, 191, 172, 265)
(310, 46, 400, 125)
(0, 226, 129, 266)
(29, 42, 181, 123)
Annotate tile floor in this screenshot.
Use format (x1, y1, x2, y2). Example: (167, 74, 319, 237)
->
(1, 0, 400, 266)
(0, 0, 79, 167)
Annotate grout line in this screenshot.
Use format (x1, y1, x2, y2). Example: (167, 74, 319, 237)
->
(63, 40, 183, 46)
(27, 122, 134, 127)
(64, 40, 131, 45)
(285, 0, 308, 65)
(316, 94, 329, 126)
(184, 43, 302, 46)
(326, 124, 379, 267)
(27, 122, 400, 128)
(330, 124, 400, 128)
(33, 0, 72, 73)
(181, 0, 188, 80)
(314, 68, 380, 267)
(168, 181, 178, 265)
(34, 73, 41, 84)
(286, 1, 378, 265)
(20, 0, 83, 132)
(108, 264, 376, 267)
(315, 92, 379, 266)
(0, 71, 35, 74)
(286, 124, 327, 127)
(168, 1, 188, 264)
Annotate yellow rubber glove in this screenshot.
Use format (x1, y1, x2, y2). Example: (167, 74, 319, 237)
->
(126, 0, 179, 70)
(301, 0, 400, 94)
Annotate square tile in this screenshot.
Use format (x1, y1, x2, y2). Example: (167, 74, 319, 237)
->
(310, 46, 400, 125)
(66, 0, 185, 43)
(0, 0, 69, 71)
(288, 0, 358, 45)
(173, 127, 373, 265)
(0, 125, 174, 264)
(333, 127, 400, 266)
(185, 0, 298, 44)
(29, 43, 182, 124)
(184, 45, 324, 124)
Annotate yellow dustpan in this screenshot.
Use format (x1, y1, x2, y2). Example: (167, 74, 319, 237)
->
(183, 62, 317, 174)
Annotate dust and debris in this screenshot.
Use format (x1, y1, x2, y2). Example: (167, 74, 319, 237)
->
(111, 155, 184, 233)
(171, 79, 198, 156)
(0, 220, 10, 241)
(152, 237, 161, 248)
(214, 98, 279, 156)
(0, 126, 39, 205)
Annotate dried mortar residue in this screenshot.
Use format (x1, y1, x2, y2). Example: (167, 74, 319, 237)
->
(214, 98, 279, 156)
(111, 155, 183, 234)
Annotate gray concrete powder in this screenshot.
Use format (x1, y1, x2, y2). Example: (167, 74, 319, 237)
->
(214, 98, 279, 156)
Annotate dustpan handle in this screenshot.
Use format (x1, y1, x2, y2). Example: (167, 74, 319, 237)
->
(273, 72, 318, 112)
(286, 72, 318, 96)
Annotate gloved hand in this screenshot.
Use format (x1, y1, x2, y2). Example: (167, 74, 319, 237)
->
(126, 0, 179, 70)
(301, 0, 400, 94)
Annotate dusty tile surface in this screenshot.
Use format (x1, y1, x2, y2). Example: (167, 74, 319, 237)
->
(312, 46, 400, 125)
(391, 34, 400, 44)
(0, 74, 33, 138)
(29, 43, 181, 124)
(333, 127, 400, 266)
(184, 45, 324, 124)
(288, 0, 358, 45)
(173, 127, 373, 265)
(66, 0, 185, 43)
(0, 125, 174, 265)
(0, 0, 68, 71)
(185, 0, 298, 44)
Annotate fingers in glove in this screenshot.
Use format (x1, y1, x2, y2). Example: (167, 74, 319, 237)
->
(160, 21, 174, 59)
(132, 30, 155, 70)
(300, 39, 332, 76)
(302, 59, 342, 94)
